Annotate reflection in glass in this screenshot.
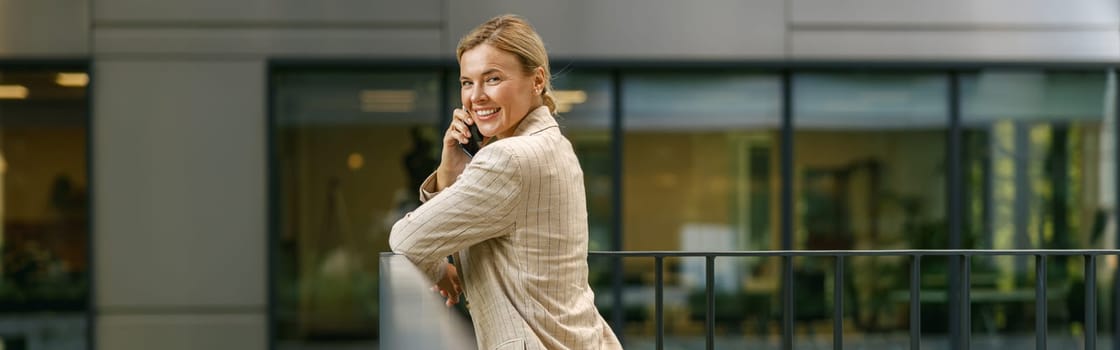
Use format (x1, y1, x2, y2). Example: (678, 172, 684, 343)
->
(961, 70, 1113, 347)
(795, 72, 949, 347)
(0, 68, 89, 349)
(622, 71, 781, 344)
(273, 71, 441, 345)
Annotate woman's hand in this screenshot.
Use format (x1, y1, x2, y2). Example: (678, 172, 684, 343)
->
(435, 108, 475, 191)
(433, 262, 462, 307)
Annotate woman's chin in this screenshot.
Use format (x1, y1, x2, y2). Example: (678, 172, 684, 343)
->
(477, 125, 499, 138)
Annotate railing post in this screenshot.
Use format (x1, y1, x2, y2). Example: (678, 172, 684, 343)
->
(1036, 255, 1048, 350)
(949, 255, 961, 349)
(783, 255, 794, 350)
(960, 255, 971, 350)
(611, 255, 624, 342)
(609, 69, 625, 344)
(910, 255, 921, 350)
(655, 256, 664, 350)
(834, 255, 844, 350)
(706, 256, 715, 350)
(1085, 255, 1096, 350)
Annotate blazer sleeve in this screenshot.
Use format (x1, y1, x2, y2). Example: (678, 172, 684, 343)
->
(388, 144, 524, 282)
(417, 172, 440, 203)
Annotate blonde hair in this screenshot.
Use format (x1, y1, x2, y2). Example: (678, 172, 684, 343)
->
(456, 14, 556, 114)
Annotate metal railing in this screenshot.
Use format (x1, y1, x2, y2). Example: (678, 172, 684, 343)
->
(379, 253, 475, 349)
(590, 249, 1120, 350)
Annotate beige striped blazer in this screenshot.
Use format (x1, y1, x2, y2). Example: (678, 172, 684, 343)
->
(389, 106, 622, 350)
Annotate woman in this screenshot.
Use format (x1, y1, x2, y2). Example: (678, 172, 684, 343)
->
(389, 14, 623, 350)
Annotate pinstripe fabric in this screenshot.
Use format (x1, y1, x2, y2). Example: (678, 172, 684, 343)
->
(390, 106, 622, 350)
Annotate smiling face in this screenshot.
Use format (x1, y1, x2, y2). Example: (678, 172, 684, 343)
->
(459, 43, 544, 138)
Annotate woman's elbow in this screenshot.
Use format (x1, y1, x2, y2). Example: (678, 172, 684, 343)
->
(390, 219, 430, 258)
(387, 221, 410, 255)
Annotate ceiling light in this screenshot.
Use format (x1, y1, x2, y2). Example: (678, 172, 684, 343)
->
(348, 153, 364, 171)
(56, 73, 89, 87)
(0, 85, 28, 99)
(360, 89, 416, 113)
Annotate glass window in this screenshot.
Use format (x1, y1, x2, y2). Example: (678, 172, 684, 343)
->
(270, 65, 1119, 350)
(795, 72, 949, 346)
(961, 70, 1113, 347)
(550, 70, 621, 331)
(552, 71, 614, 252)
(272, 70, 442, 347)
(0, 68, 90, 348)
(621, 70, 781, 346)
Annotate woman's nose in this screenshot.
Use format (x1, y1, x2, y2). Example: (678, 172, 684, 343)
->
(470, 87, 487, 103)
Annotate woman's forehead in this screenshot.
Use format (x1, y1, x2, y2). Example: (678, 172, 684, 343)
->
(459, 44, 520, 77)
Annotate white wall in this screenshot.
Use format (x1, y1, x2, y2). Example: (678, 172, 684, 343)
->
(0, 0, 89, 57)
(93, 60, 268, 350)
(0, 0, 1117, 349)
(86, 0, 439, 347)
(789, 0, 1120, 60)
(3, 1, 1117, 61)
(447, 0, 787, 59)
(448, 0, 1120, 61)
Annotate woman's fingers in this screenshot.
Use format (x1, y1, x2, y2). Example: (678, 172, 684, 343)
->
(445, 108, 473, 145)
(453, 108, 472, 143)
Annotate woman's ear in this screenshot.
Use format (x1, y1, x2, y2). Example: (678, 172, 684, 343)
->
(533, 67, 546, 92)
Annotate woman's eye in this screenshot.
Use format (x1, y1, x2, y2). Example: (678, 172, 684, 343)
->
(486, 77, 500, 83)
(460, 81, 473, 87)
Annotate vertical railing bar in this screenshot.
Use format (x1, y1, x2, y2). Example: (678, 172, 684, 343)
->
(1036, 254, 1047, 350)
(783, 255, 794, 350)
(780, 70, 794, 350)
(947, 70, 963, 350)
(1086, 254, 1097, 350)
(1115, 254, 1120, 350)
(834, 255, 844, 350)
(911, 255, 921, 350)
(961, 255, 971, 350)
(948, 255, 961, 350)
(655, 256, 664, 350)
(608, 70, 625, 339)
(706, 256, 715, 350)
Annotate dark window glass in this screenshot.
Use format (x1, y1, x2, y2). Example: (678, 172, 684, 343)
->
(0, 68, 90, 348)
(272, 70, 441, 347)
(795, 72, 949, 346)
(621, 71, 781, 346)
(961, 70, 1113, 348)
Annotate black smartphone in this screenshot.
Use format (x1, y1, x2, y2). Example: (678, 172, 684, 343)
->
(459, 123, 484, 157)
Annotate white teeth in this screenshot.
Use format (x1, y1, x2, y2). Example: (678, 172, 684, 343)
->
(475, 109, 498, 116)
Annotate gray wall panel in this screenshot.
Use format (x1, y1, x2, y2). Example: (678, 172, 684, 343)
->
(0, 0, 89, 56)
(98, 314, 265, 350)
(791, 0, 1118, 26)
(791, 30, 1120, 61)
(447, 0, 785, 59)
(94, 0, 440, 24)
(94, 28, 442, 58)
(94, 60, 266, 308)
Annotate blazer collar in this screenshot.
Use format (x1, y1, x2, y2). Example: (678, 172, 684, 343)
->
(509, 106, 557, 137)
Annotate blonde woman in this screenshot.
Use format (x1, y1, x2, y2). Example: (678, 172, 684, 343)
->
(389, 14, 623, 350)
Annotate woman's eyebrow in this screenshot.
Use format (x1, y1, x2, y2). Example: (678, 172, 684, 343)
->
(461, 69, 503, 80)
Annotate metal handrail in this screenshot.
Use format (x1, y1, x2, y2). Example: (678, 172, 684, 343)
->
(590, 249, 1120, 350)
(378, 253, 475, 349)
